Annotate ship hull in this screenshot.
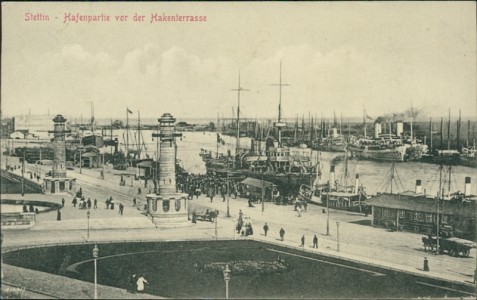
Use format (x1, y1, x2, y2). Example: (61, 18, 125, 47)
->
(81, 135, 104, 148)
(350, 146, 406, 162)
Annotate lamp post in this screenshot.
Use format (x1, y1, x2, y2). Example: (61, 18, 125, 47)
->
(79, 146, 83, 174)
(92, 244, 99, 299)
(1, 233, 4, 280)
(87, 210, 91, 240)
(336, 220, 340, 252)
(326, 192, 330, 236)
(226, 172, 231, 217)
(223, 263, 231, 299)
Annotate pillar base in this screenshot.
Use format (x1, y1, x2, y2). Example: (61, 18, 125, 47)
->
(146, 193, 190, 228)
(43, 177, 76, 195)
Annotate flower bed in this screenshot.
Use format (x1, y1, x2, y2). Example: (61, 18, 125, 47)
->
(203, 260, 288, 275)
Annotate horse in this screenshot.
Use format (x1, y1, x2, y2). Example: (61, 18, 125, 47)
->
(422, 236, 436, 253)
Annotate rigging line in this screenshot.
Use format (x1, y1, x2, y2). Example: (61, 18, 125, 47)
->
(425, 169, 440, 194)
(379, 165, 393, 192)
(393, 166, 406, 192)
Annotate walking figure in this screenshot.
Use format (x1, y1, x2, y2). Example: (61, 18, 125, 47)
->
(133, 198, 137, 207)
(279, 228, 285, 241)
(93, 199, 97, 209)
(56, 209, 62, 221)
(61, 198, 65, 207)
(119, 203, 124, 215)
(313, 235, 318, 248)
(301, 235, 305, 247)
(263, 223, 269, 236)
(72, 197, 77, 208)
(136, 275, 148, 293)
(423, 257, 429, 272)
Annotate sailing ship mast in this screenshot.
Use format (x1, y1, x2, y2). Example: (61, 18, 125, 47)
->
(231, 72, 249, 167)
(270, 62, 289, 147)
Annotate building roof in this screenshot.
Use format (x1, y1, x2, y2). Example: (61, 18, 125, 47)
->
(367, 193, 475, 217)
(241, 177, 274, 189)
(137, 160, 154, 167)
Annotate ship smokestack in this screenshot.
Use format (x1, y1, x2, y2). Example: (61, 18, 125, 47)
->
(332, 127, 338, 138)
(355, 174, 359, 193)
(464, 177, 471, 196)
(374, 122, 382, 138)
(330, 165, 335, 190)
(415, 179, 422, 194)
(396, 121, 403, 137)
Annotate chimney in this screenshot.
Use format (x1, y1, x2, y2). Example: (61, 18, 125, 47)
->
(374, 122, 381, 138)
(464, 177, 471, 196)
(329, 165, 335, 190)
(415, 179, 422, 194)
(355, 174, 360, 193)
(396, 121, 403, 136)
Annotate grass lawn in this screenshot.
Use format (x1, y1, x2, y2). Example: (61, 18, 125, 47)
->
(3, 240, 471, 298)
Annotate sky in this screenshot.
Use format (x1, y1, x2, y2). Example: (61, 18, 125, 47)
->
(1, 2, 476, 121)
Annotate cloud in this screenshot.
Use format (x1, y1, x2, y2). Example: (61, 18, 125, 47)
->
(3, 42, 475, 120)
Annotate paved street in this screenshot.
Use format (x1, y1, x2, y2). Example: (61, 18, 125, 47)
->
(1, 159, 476, 298)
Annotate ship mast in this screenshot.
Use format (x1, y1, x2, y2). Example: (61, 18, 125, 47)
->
(231, 72, 249, 166)
(270, 62, 290, 147)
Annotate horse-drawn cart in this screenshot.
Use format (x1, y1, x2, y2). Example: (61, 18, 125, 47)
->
(193, 209, 219, 222)
(439, 237, 475, 257)
(422, 236, 475, 257)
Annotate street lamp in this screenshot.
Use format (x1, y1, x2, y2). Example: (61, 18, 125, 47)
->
(223, 263, 231, 299)
(92, 244, 99, 299)
(226, 172, 231, 218)
(336, 220, 340, 252)
(87, 210, 91, 240)
(326, 192, 330, 236)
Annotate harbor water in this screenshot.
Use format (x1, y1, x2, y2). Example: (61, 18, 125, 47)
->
(3, 130, 475, 196)
(119, 130, 476, 197)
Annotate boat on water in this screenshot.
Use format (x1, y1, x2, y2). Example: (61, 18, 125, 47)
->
(81, 130, 104, 148)
(202, 65, 319, 195)
(313, 127, 347, 152)
(349, 120, 427, 162)
(297, 155, 369, 214)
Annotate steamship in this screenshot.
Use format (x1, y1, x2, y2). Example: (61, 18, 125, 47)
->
(313, 127, 347, 152)
(349, 120, 427, 162)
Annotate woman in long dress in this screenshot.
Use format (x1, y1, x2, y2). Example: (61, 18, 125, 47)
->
(136, 275, 148, 293)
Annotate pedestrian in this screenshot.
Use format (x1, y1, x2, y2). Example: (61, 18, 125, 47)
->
(297, 206, 302, 217)
(423, 257, 429, 271)
(136, 275, 148, 293)
(313, 235, 318, 248)
(279, 228, 285, 241)
(61, 198, 65, 207)
(56, 209, 61, 221)
(93, 199, 97, 209)
(301, 235, 305, 247)
(119, 203, 124, 215)
(239, 209, 243, 221)
(133, 198, 137, 207)
(87, 198, 92, 209)
(105, 198, 110, 209)
(263, 223, 269, 236)
(138, 187, 141, 194)
(72, 197, 77, 208)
